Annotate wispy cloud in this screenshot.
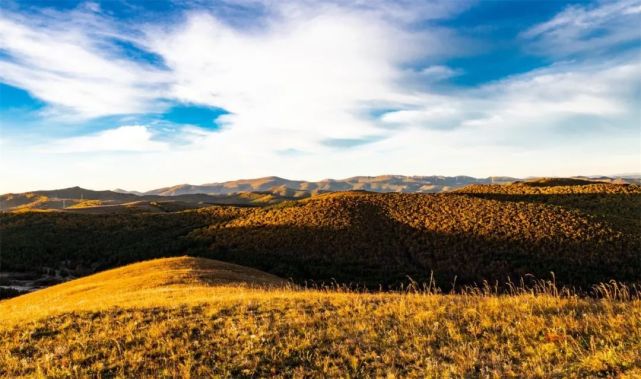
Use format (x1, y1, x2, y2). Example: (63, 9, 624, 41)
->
(522, 0, 641, 57)
(381, 59, 639, 133)
(0, 9, 169, 119)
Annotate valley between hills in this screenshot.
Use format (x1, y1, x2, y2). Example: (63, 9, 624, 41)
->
(1, 176, 640, 377)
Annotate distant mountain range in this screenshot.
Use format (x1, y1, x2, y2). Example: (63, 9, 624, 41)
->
(2, 175, 640, 213)
(136, 174, 640, 196)
(139, 175, 520, 196)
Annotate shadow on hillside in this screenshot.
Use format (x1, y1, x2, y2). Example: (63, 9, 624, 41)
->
(2, 194, 640, 291)
(190, 211, 641, 290)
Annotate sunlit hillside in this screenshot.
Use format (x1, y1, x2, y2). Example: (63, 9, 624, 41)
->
(5, 176, 637, 213)
(0, 257, 287, 322)
(0, 187, 306, 213)
(1, 257, 640, 377)
(457, 181, 641, 233)
(457, 179, 641, 194)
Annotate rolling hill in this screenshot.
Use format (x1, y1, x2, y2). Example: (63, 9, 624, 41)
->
(1, 257, 639, 377)
(0, 257, 287, 323)
(0, 187, 304, 213)
(2, 181, 639, 291)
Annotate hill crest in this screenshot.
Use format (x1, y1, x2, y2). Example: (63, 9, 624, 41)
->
(0, 257, 287, 323)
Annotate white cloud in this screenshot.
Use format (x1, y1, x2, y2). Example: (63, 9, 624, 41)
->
(142, 6, 446, 153)
(0, 1, 469, 121)
(0, 10, 169, 119)
(378, 59, 640, 140)
(44, 125, 168, 153)
(134, 57, 637, 186)
(522, 0, 641, 56)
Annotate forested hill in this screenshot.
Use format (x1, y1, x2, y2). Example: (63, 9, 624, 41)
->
(1, 181, 639, 290)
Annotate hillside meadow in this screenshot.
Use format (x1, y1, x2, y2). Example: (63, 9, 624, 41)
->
(1, 257, 640, 378)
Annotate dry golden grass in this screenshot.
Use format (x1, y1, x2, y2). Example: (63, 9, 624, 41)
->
(0, 257, 287, 324)
(66, 200, 103, 209)
(1, 257, 640, 378)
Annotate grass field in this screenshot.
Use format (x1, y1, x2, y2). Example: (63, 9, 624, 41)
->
(2, 257, 640, 378)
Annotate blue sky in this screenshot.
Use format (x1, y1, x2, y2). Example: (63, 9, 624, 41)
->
(0, 0, 639, 192)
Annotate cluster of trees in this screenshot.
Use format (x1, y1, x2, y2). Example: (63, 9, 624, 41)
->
(1, 183, 639, 289)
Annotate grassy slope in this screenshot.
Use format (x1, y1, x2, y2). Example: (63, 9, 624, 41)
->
(1, 257, 640, 377)
(0, 257, 287, 322)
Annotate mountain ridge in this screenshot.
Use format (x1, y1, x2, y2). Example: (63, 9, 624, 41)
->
(2, 175, 640, 213)
(144, 175, 519, 196)
(141, 174, 641, 196)
(4, 175, 640, 199)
